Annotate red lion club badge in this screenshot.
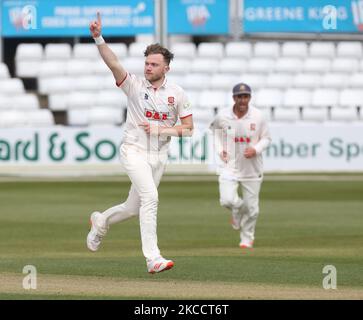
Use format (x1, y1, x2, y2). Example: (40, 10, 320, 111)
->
(168, 96, 175, 105)
(250, 123, 256, 131)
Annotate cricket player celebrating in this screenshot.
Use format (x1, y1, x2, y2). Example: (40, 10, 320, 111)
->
(87, 13, 193, 273)
(210, 83, 271, 249)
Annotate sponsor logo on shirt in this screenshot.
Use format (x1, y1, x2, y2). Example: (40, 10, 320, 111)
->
(145, 109, 168, 121)
(234, 136, 251, 144)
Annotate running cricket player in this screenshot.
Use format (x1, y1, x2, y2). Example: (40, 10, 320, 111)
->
(87, 13, 194, 273)
(210, 83, 271, 249)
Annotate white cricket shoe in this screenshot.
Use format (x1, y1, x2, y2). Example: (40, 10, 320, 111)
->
(87, 211, 108, 252)
(239, 240, 254, 249)
(147, 257, 174, 274)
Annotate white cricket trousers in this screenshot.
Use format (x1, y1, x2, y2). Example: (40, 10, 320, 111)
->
(219, 176, 262, 244)
(101, 143, 168, 261)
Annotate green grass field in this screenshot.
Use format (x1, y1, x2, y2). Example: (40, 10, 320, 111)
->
(0, 175, 362, 299)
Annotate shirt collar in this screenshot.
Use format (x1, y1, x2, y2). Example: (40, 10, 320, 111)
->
(145, 77, 168, 90)
(230, 105, 251, 120)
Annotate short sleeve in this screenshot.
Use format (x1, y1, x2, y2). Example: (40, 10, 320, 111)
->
(117, 73, 137, 97)
(178, 89, 193, 119)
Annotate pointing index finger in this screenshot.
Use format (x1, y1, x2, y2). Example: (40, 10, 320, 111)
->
(97, 11, 101, 24)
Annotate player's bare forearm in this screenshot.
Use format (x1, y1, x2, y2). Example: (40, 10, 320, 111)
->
(90, 12, 126, 84)
(160, 124, 194, 137)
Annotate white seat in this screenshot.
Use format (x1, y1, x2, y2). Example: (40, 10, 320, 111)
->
(238, 73, 266, 90)
(171, 43, 197, 59)
(15, 43, 43, 61)
(336, 42, 363, 58)
(210, 74, 239, 90)
(39, 60, 67, 77)
(66, 59, 94, 75)
(95, 90, 128, 108)
(0, 79, 25, 94)
(309, 42, 335, 58)
(101, 75, 119, 89)
(248, 58, 274, 73)
(0, 95, 11, 109)
(331, 58, 359, 73)
(0, 63, 10, 79)
(73, 76, 102, 91)
(128, 42, 149, 57)
(260, 108, 273, 121)
(283, 89, 312, 108)
(197, 91, 228, 109)
(265, 73, 293, 89)
(73, 43, 99, 59)
(89, 107, 123, 125)
(197, 42, 224, 59)
(273, 108, 301, 122)
(38, 76, 72, 94)
(275, 58, 304, 73)
(26, 109, 55, 126)
(182, 74, 211, 90)
(292, 73, 321, 89)
(225, 42, 252, 58)
(281, 42, 308, 58)
(45, 43, 72, 60)
(254, 89, 283, 109)
(218, 58, 248, 74)
(16, 61, 41, 77)
(304, 58, 331, 73)
(68, 91, 97, 109)
(192, 108, 215, 128)
(93, 59, 110, 75)
(311, 89, 339, 108)
(108, 43, 128, 59)
(191, 58, 219, 73)
(48, 94, 69, 111)
(184, 90, 200, 107)
(123, 57, 144, 75)
(253, 42, 280, 58)
(338, 89, 363, 108)
(0, 110, 28, 127)
(67, 109, 90, 126)
(321, 73, 348, 88)
(360, 60, 363, 71)
(347, 73, 363, 88)
(166, 74, 186, 88)
(170, 59, 191, 74)
(302, 107, 329, 122)
(330, 107, 359, 121)
(11, 94, 40, 110)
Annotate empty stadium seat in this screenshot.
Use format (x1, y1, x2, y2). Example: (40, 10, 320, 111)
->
(0, 110, 28, 127)
(254, 89, 283, 109)
(73, 43, 99, 59)
(170, 59, 192, 74)
(93, 59, 110, 75)
(321, 73, 348, 89)
(192, 108, 215, 129)
(347, 73, 363, 88)
(66, 59, 94, 76)
(185, 90, 200, 107)
(254, 42, 280, 58)
(39, 60, 67, 77)
(265, 73, 293, 89)
(0, 79, 25, 94)
(16, 61, 41, 77)
(67, 109, 90, 126)
(302, 107, 329, 122)
(275, 58, 304, 73)
(283, 89, 312, 108)
(48, 94, 69, 111)
(45, 43, 72, 60)
(182, 74, 211, 90)
(210, 74, 239, 90)
(273, 108, 301, 122)
(338, 89, 363, 108)
(72, 76, 102, 91)
(218, 58, 248, 74)
(89, 107, 123, 125)
(197, 42, 224, 59)
(225, 42, 252, 58)
(11, 94, 40, 110)
(38, 76, 73, 94)
(311, 89, 339, 108)
(197, 91, 228, 109)
(303, 58, 331, 73)
(26, 109, 55, 126)
(128, 42, 149, 57)
(248, 58, 275, 73)
(0, 95, 10, 109)
(331, 58, 359, 73)
(67, 91, 97, 109)
(309, 42, 336, 58)
(171, 43, 197, 59)
(191, 58, 219, 73)
(281, 42, 308, 58)
(95, 90, 128, 108)
(336, 41, 363, 58)
(238, 73, 266, 90)
(0, 63, 10, 79)
(15, 43, 43, 61)
(292, 73, 321, 89)
(108, 43, 128, 59)
(123, 57, 145, 75)
(330, 107, 359, 121)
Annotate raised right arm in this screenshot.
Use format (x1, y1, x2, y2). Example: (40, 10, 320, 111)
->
(90, 12, 127, 85)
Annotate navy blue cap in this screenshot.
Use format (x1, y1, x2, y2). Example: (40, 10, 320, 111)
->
(232, 83, 251, 96)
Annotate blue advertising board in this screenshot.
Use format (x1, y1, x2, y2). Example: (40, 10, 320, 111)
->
(168, 0, 229, 35)
(1, 0, 155, 37)
(244, 0, 363, 33)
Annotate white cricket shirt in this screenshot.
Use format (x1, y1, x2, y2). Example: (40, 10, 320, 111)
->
(117, 73, 192, 153)
(210, 106, 271, 181)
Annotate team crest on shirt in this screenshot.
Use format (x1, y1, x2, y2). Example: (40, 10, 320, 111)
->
(250, 123, 256, 131)
(167, 96, 175, 108)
